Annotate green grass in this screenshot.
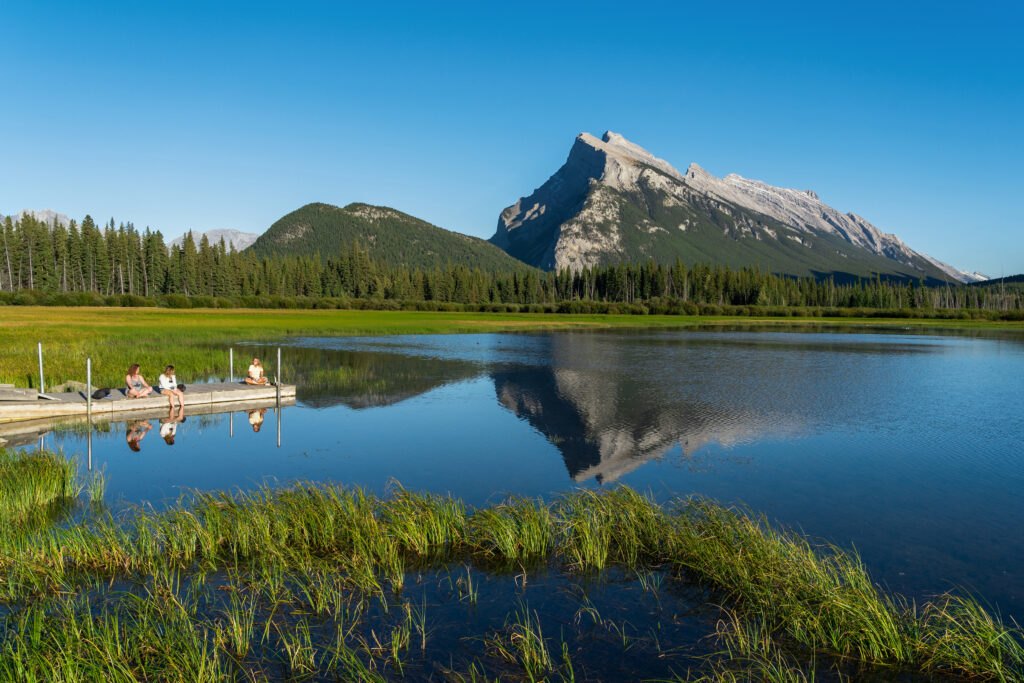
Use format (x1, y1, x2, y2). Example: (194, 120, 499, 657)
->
(0, 457, 1020, 681)
(0, 447, 79, 530)
(3, 306, 1022, 389)
(485, 601, 556, 681)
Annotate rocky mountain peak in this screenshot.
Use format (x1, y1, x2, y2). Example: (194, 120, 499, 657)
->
(491, 130, 980, 282)
(685, 163, 715, 182)
(600, 130, 655, 159)
(571, 131, 686, 184)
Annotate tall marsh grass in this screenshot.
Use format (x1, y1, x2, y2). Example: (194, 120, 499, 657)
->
(0, 464, 1021, 680)
(0, 447, 78, 528)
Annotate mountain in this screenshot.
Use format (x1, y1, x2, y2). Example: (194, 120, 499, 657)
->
(170, 229, 260, 252)
(4, 209, 70, 228)
(491, 131, 976, 283)
(250, 202, 529, 271)
(969, 274, 1024, 287)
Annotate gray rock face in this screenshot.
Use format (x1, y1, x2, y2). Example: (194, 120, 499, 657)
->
(169, 229, 261, 252)
(490, 134, 610, 268)
(682, 165, 984, 283)
(491, 131, 982, 282)
(918, 256, 989, 284)
(492, 132, 689, 269)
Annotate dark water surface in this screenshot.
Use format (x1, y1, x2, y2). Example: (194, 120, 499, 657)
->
(24, 328, 1024, 619)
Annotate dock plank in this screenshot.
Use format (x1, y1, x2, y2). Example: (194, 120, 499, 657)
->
(0, 388, 40, 402)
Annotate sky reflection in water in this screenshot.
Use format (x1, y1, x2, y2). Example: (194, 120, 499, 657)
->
(13, 328, 1024, 619)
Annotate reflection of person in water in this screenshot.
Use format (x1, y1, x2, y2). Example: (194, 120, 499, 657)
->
(126, 420, 151, 451)
(159, 404, 186, 445)
(248, 408, 267, 432)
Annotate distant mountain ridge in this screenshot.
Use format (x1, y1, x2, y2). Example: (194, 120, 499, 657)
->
(3, 209, 71, 228)
(170, 229, 260, 252)
(250, 202, 529, 271)
(490, 131, 983, 283)
(970, 273, 1024, 286)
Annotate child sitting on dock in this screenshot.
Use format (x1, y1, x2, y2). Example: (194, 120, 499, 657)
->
(245, 357, 270, 385)
(157, 365, 185, 409)
(125, 364, 153, 398)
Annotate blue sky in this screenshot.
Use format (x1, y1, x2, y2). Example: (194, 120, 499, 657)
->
(2, 1, 1021, 275)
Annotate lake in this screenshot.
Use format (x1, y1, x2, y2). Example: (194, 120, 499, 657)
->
(21, 326, 1024, 620)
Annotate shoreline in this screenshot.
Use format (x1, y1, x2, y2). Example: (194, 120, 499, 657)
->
(3, 305, 1022, 390)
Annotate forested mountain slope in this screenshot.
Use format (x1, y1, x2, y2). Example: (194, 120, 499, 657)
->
(250, 202, 528, 272)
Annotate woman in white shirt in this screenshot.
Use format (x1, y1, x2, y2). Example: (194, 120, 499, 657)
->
(158, 365, 185, 408)
(245, 357, 270, 385)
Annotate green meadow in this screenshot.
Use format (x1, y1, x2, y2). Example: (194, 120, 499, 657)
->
(3, 306, 1023, 389)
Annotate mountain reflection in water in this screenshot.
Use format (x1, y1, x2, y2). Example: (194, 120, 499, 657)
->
(291, 332, 808, 483)
(18, 328, 1024, 618)
(491, 351, 792, 484)
(493, 363, 765, 483)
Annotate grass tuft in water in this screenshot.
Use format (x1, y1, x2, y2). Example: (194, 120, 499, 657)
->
(0, 447, 78, 527)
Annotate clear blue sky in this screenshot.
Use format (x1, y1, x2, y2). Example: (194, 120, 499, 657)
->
(2, 1, 1021, 275)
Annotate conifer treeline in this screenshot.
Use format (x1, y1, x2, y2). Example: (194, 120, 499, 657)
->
(1, 214, 1021, 312)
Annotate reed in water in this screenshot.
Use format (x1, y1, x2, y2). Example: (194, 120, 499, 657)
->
(0, 449, 1021, 680)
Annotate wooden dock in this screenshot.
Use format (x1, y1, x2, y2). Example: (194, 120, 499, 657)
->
(0, 382, 296, 425)
(0, 391, 295, 448)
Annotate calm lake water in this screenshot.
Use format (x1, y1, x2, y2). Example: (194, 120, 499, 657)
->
(20, 327, 1024, 619)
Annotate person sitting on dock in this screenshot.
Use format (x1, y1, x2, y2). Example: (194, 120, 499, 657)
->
(157, 365, 185, 408)
(125, 364, 153, 398)
(245, 357, 270, 385)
